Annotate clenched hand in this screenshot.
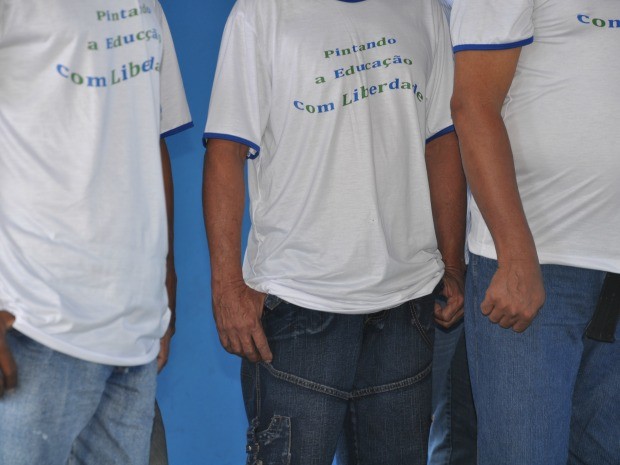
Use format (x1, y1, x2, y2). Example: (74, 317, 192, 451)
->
(434, 268, 465, 329)
(482, 258, 545, 332)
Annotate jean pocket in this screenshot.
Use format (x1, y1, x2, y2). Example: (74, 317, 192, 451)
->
(246, 416, 292, 465)
(262, 301, 334, 342)
(409, 296, 435, 349)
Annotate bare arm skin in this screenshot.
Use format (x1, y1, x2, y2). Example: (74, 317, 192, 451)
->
(425, 131, 467, 328)
(203, 139, 271, 363)
(158, 138, 176, 372)
(0, 311, 16, 396)
(451, 49, 545, 332)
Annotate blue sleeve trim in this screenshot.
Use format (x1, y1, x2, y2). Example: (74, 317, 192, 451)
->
(161, 122, 194, 139)
(426, 125, 455, 144)
(203, 133, 261, 159)
(453, 37, 534, 53)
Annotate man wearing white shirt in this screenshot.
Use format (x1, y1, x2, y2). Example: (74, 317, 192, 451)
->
(450, 1, 620, 464)
(0, 1, 191, 463)
(203, 0, 466, 463)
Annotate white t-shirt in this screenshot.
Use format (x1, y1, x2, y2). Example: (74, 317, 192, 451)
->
(451, 0, 620, 274)
(0, 0, 192, 365)
(205, 0, 454, 313)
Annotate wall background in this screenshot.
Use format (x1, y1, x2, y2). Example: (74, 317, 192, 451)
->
(157, 1, 246, 464)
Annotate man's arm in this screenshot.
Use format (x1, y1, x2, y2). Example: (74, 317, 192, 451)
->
(425, 131, 467, 328)
(157, 139, 176, 373)
(0, 311, 16, 396)
(202, 139, 271, 363)
(451, 49, 545, 332)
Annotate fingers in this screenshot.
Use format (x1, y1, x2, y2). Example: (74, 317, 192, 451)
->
(434, 278, 465, 328)
(219, 332, 242, 357)
(0, 339, 17, 397)
(481, 295, 538, 331)
(156, 352, 168, 373)
(434, 300, 464, 329)
(216, 319, 272, 363)
(212, 286, 274, 363)
(480, 296, 494, 316)
(251, 328, 272, 363)
(219, 331, 272, 363)
(156, 343, 170, 373)
(240, 336, 260, 363)
(434, 311, 464, 329)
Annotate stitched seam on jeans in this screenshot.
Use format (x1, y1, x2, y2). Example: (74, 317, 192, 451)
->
(259, 362, 351, 400)
(349, 399, 361, 463)
(256, 363, 262, 419)
(350, 361, 432, 398)
(409, 301, 433, 348)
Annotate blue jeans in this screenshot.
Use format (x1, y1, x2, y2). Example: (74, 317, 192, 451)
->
(242, 294, 436, 465)
(149, 401, 169, 465)
(428, 320, 476, 465)
(466, 254, 620, 465)
(0, 329, 158, 465)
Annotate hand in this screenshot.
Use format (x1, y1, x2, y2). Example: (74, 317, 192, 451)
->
(0, 310, 17, 397)
(482, 258, 545, 332)
(212, 281, 271, 363)
(157, 251, 177, 374)
(434, 268, 465, 329)
(165, 254, 177, 338)
(156, 324, 174, 373)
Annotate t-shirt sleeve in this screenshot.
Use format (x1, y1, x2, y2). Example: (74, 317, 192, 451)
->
(203, 0, 271, 158)
(451, 0, 535, 52)
(158, 5, 193, 138)
(426, 2, 455, 144)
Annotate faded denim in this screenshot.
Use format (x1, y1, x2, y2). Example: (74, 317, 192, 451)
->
(428, 320, 476, 465)
(149, 401, 169, 465)
(466, 253, 620, 465)
(0, 329, 157, 465)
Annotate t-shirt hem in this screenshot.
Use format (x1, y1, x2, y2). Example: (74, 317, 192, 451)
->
(203, 132, 261, 159)
(11, 320, 161, 367)
(468, 241, 620, 274)
(453, 37, 534, 53)
(250, 275, 443, 314)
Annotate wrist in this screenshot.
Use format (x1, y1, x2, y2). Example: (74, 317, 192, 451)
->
(0, 311, 15, 331)
(443, 258, 466, 276)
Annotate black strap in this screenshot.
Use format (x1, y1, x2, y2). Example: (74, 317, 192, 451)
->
(585, 272, 620, 343)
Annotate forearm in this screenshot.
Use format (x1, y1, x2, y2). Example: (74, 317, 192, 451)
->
(425, 131, 466, 274)
(202, 139, 248, 294)
(452, 105, 536, 262)
(160, 139, 177, 332)
(202, 139, 272, 361)
(451, 49, 537, 264)
(450, 50, 544, 330)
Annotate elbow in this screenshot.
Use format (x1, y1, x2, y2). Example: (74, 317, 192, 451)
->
(450, 92, 502, 135)
(450, 91, 472, 134)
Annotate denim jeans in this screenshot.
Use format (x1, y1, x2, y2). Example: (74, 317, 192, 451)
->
(241, 294, 436, 465)
(0, 329, 158, 465)
(427, 320, 476, 465)
(149, 401, 169, 465)
(465, 253, 620, 465)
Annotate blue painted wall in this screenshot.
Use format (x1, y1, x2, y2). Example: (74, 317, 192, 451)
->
(156, 1, 246, 464)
